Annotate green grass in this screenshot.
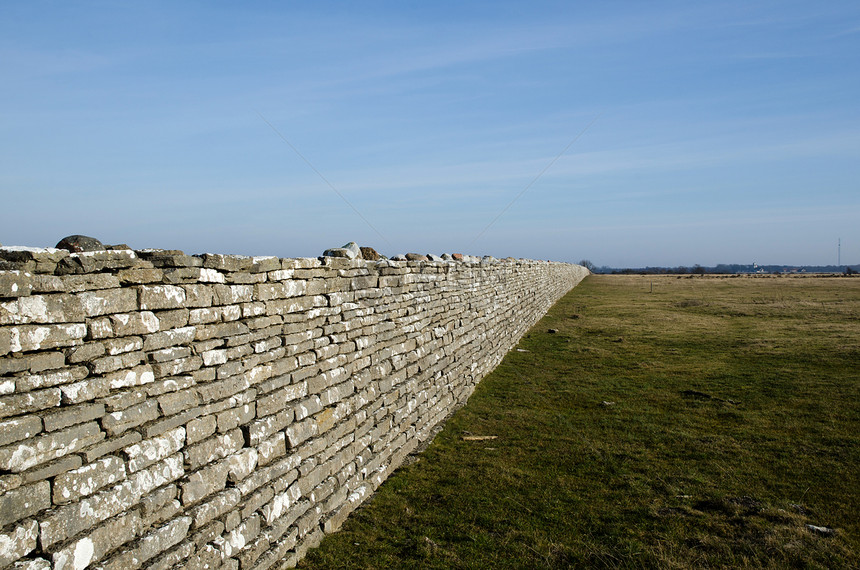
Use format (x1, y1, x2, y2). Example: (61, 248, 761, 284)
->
(298, 275, 860, 569)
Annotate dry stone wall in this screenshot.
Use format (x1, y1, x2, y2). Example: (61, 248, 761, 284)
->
(0, 246, 588, 570)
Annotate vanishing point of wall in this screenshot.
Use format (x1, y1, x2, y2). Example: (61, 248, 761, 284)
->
(0, 246, 588, 569)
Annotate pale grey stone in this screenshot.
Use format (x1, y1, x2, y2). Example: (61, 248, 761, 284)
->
(0, 519, 39, 567)
(53, 455, 127, 504)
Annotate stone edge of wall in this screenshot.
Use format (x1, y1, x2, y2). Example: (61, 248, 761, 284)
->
(0, 246, 588, 570)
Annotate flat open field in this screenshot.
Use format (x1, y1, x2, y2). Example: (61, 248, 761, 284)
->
(298, 274, 860, 569)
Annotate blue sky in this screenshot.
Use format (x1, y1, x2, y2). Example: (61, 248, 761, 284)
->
(2, 1, 858, 266)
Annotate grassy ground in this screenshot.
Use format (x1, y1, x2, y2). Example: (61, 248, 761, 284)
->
(298, 275, 860, 569)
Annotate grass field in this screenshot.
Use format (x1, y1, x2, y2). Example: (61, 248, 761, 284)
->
(298, 274, 860, 569)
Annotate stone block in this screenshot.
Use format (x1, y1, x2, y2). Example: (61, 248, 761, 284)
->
(0, 481, 50, 527)
(155, 308, 191, 330)
(0, 271, 33, 298)
(180, 459, 229, 505)
(214, 513, 260, 559)
(66, 342, 106, 364)
(212, 284, 253, 305)
(81, 431, 142, 463)
(1, 294, 84, 325)
(0, 415, 42, 447)
(216, 402, 255, 433)
(226, 447, 258, 483)
(189, 488, 241, 529)
(102, 515, 191, 570)
(15, 366, 89, 392)
(285, 417, 317, 448)
(50, 509, 142, 570)
(184, 428, 243, 471)
(42, 402, 105, 431)
(0, 421, 103, 473)
(246, 407, 293, 447)
(182, 284, 214, 307)
(108, 311, 160, 336)
(0, 518, 39, 567)
(143, 326, 196, 351)
(59, 376, 110, 404)
(0, 388, 61, 419)
(40, 453, 183, 549)
(78, 288, 138, 317)
(101, 399, 159, 436)
(117, 267, 164, 284)
(148, 345, 192, 362)
(53, 454, 127, 504)
(157, 389, 199, 416)
(105, 364, 155, 390)
(103, 335, 143, 355)
(123, 426, 186, 473)
(90, 351, 144, 374)
(151, 355, 202, 378)
(186, 414, 217, 445)
(139, 285, 187, 310)
(0, 350, 64, 375)
(98, 388, 146, 412)
(7, 323, 87, 352)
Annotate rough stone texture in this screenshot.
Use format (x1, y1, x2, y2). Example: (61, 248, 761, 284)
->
(55, 235, 105, 253)
(359, 246, 381, 261)
(0, 245, 588, 568)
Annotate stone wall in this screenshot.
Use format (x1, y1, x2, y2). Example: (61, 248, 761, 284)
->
(0, 246, 588, 570)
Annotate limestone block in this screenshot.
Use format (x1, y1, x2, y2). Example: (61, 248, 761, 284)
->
(148, 345, 192, 363)
(0, 416, 42, 448)
(7, 323, 87, 352)
(101, 399, 159, 436)
(13, 365, 87, 392)
(98, 388, 146, 412)
(40, 453, 184, 549)
(0, 481, 49, 527)
(0, 350, 64, 375)
(1, 390, 60, 423)
(42, 402, 105, 431)
(216, 402, 255, 433)
(81, 431, 141, 463)
(186, 414, 217, 445)
(214, 513, 260, 558)
(101, 515, 192, 570)
(188, 307, 220, 325)
(0, 271, 34, 298)
(226, 447, 258, 482)
(105, 364, 155, 390)
(180, 459, 229, 505)
(53, 454, 127, 504)
(90, 351, 144, 374)
(246, 407, 293, 446)
(157, 389, 199, 416)
(123, 426, 186, 473)
(139, 285, 186, 310)
(154, 308, 190, 330)
(261, 482, 302, 525)
(0, 294, 85, 325)
(188, 487, 240, 529)
(285, 417, 317, 448)
(184, 429, 243, 470)
(0, 519, 39, 567)
(212, 284, 253, 305)
(103, 335, 144, 355)
(51, 509, 142, 570)
(143, 326, 196, 351)
(78, 288, 138, 318)
(0, 421, 103, 472)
